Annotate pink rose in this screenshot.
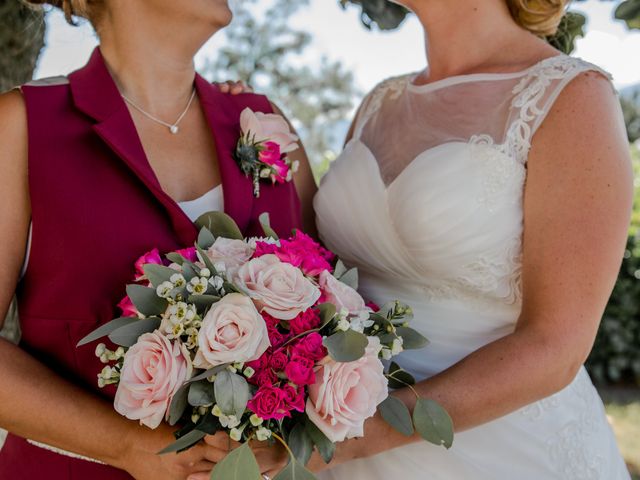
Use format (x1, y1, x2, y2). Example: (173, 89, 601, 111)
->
(274, 231, 334, 277)
(259, 141, 282, 166)
(175, 247, 198, 263)
(114, 332, 192, 429)
(206, 238, 254, 271)
(253, 241, 278, 258)
(291, 332, 326, 362)
(365, 300, 380, 312)
(239, 108, 299, 154)
(117, 295, 138, 317)
(247, 385, 291, 420)
(290, 309, 321, 336)
(193, 293, 270, 369)
(284, 354, 316, 386)
(232, 254, 321, 321)
(306, 337, 388, 442)
(134, 248, 163, 281)
(254, 368, 278, 387)
(282, 383, 305, 413)
(268, 350, 289, 372)
(319, 271, 367, 318)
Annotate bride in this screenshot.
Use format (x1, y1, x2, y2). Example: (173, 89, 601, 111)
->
(308, 0, 634, 478)
(226, 2, 633, 478)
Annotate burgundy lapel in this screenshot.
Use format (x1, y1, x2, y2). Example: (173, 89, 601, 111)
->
(194, 74, 254, 233)
(68, 48, 198, 246)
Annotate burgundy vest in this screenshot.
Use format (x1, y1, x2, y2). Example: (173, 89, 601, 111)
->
(0, 48, 301, 479)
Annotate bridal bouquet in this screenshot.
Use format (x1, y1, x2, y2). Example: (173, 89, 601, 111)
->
(78, 212, 453, 479)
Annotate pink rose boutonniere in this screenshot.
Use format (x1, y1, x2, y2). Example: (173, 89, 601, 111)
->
(235, 107, 300, 197)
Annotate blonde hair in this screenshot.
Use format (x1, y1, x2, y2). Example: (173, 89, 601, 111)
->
(24, 0, 103, 25)
(506, 0, 569, 36)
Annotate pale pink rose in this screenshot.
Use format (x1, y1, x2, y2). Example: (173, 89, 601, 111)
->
(306, 337, 388, 443)
(114, 332, 192, 429)
(232, 254, 321, 320)
(239, 108, 299, 154)
(318, 271, 367, 317)
(193, 293, 270, 368)
(206, 238, 254, 270)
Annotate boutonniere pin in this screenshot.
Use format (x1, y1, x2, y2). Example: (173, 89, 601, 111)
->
(234, 107, 300, 197)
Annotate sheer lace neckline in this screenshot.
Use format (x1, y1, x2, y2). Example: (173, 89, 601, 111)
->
(407, 54, 566, 94)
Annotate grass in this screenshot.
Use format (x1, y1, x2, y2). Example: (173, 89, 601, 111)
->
(600, 386, 640, 479)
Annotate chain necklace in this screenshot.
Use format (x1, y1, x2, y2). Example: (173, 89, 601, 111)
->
(121, 88, 197, 135)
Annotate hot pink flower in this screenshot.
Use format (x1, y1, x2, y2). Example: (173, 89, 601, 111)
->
(114, 332, 192, 429)
(134, 248, 163, 280)
(247, 385, 290, 420)
(285, 354, 316, 386)
(289, 308, 321, 336)
(117, 295, 138, 318)
(274, 231, 334, 277)
(254, 368, 278, 387)
(291, 332, 326, 362)
(270, 158, 290, 184)
(259, 141, 282, 166)
(365, 301, 381, 312)
(253, 241, 278, 257)
(282, 383, 305, 413)
(175, 247, 198, 263)
(268, 350, 289, 372)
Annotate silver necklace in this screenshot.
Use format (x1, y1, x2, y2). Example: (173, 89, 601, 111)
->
(121, 88, 196, 135)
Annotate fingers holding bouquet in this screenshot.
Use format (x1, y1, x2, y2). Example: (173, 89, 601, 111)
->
(78, 211, 453, 480)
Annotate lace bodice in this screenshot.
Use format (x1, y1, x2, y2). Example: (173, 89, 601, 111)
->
(315, 55, 612, 313)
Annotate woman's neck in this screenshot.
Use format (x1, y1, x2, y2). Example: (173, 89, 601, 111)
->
(412, 0, 553, 83)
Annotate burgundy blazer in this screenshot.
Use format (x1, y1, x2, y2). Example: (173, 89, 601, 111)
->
(0, 48, 302, 479)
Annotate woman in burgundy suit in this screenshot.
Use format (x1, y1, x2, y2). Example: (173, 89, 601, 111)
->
(0, 0, 316, 479)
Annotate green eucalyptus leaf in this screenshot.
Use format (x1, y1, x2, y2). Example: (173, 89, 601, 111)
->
(323, 329, 368, 362)
(76, 317, 138, 347)
(317, 303, 337, 330)
(305, 420, 336, 464)
(259, 212, 280, 240)
(194, 411, 220, 435)
(126, 284, 168, 317)
(387, 362, 416, 389)
(143, 264, 180, 288)
(168, 382, 190, 426)
(210, 442, 261, 480)
(395, 327, 429, 350)
(188, 364, 229, 384)
(273, 458, 318, 480)
(188, 381, 216, 406)
(198, 226, 216, 250)
(379, 396, 414, 436)
(188, 294, 221, 310)
(158, 429, 206, 454)
(196, 244, 218, 274)
(338, 268, 358, 290)
(214, 370, 250, 419)
(195, 211, 243, 240)
(108, 317, 161, 347)
(166, 252, 186, 265)
(289, 423, 313, 465)
(333, 259, 348, 279)
(413, 398, 454, 449)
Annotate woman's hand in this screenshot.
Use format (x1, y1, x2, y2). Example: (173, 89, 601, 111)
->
(216, 80, 253, 95)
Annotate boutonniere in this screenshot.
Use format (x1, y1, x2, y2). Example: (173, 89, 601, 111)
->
(234, 107, 301, 197)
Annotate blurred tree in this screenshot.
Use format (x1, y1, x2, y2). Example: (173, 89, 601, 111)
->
(0, 0, 46, 92)
(621, 89, 640, 143)
(0, 0, 44, 344)
(340, 0, 640, 55)
(203, 0, 359, 179)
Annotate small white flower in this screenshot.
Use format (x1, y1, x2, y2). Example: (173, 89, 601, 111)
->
(187, 277, 208, 295)
(191, 413, 200, 423)
(391, 338, 404, 355)
(212, 404, 223, 417)
(243, 366, 255, 378)
(209, 275, 224, 290)
(95, 343, 106, 358)
(381, 347, 392, 360)
(200, 268, 211, 278)
(336, 318, 350, 332)
(214, 261, 227, 273)
(291, 160, 300, 173)
(170, 273, 186, 288)
(256, 427, 272, 441)
(285, 170, 293, 182)
(250, 414, 263, 426)
(229, 428, 243, 442)
(156, 281, 174, 298)
(260, 168, 272, 178)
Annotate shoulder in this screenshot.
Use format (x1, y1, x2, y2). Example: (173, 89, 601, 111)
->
(0, 89, 28, 189)
(0, 89, 27, 138)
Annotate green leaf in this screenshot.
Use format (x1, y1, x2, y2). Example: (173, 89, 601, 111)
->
(166, 252, 186, 265)
(412, 398, 454, 449)
(210, 442, 261, 480)
(108, 317, 161, 347)
(214, 370, 250, 419)
(305, 420, 335, 464)
(198, 226, 216, 250)
(317, 303, 337, 329)
(323, 329, 368, 362)
(195, 211, 243, 240)
(273, 458, 318, 480)
(188, 381, 216, 406)
(338, 268, 358, 290)
(259, 212, 279, 240)
(194, 411, 220, 435)
(76, 317, 138, 347)
(158, 429, 206, 454)
(196, 244, 218, 274)
(333, 259, 348, 279)
(395, 327, 429, 350)
(168, 382, 190, 426)
(188, 294, 221, 310)
(379, 396, 414, 436)
(289, 423, 313, 465)
(188, 364, 230, 384)
(387, 362, 416, 389)
(126, 284, 168, 317)
(143, 264, 180, 288)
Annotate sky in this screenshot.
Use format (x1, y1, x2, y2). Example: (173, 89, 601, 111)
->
(36, 0, 640, 94)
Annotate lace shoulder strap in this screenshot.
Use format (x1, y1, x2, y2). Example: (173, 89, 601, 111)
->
(505, 55, 614, 163)
(352, 74, 411, 140)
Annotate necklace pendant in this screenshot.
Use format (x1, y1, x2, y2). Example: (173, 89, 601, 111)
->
(169, 125, 179, 135)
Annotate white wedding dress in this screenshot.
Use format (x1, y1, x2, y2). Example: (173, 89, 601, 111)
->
(313, 55, 630, 479)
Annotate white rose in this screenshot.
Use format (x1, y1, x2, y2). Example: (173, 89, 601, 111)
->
(206, 238, 255, 271)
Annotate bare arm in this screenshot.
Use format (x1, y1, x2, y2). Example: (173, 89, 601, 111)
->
(0, 91, 224, 479)
(308, 72, 633, 469)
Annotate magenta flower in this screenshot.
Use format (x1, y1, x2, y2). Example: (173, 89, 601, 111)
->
(247, 385, 291, 420)
(134, 248, 163, 280)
